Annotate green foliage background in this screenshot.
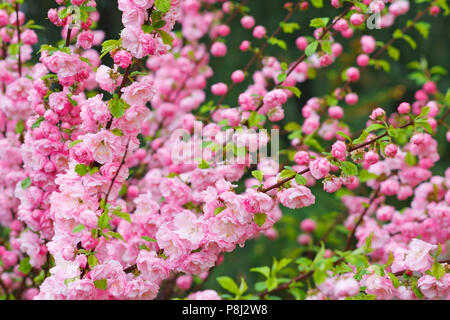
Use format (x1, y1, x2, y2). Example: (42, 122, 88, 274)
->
(21, 0, 450, 295)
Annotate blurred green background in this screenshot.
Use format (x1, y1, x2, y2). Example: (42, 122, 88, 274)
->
(21, 0, 449, 296)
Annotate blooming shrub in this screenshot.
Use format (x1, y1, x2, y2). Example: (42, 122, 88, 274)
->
(0, 0, 449, 300)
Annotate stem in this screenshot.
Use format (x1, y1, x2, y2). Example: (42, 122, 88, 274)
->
(0, 277, 9, 300)
(103, 140, 130, 207)
(249, 4, 353, 118)
(105, 64, 133, 130)
(65, 28, 72, 47)
(171, 0, 248, 102)
(261, 120, 415, 193)
(344, 187, 380, 251)
(216, 0, 303, 106)
(15, 2, 21, 77)
(371, 7, 429, 60)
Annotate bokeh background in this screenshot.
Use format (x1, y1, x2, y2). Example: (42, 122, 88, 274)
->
(21, 0, 450, 295)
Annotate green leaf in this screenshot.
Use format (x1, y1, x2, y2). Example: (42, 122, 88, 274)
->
(142, 236, 156, 242)
(88, 254, 98, 268)
(250, 266, 271, 278)
(248, 111, 265, 127)
(280, 22, 300, 34)
(94, 279, 108, 290)
(365, 123, 385, 133)
(72, 224, 85, 233)
(393, 29, 403, 39)
(239, 277, 248, 295)
(155, 0, 171, 13)
(21, 177, 32, 189)
(75, 164, 89, 176)
(18, 257, 32, 275)
(69, 140, 83, 148)
(268, 37, 287, 50)
(111, 209, 131, 223)
(418, 106, 430, 118)
(310, 0, 323, 8)
(214, 206, 226, 215)
(336, 131, 352, 142)
(31, 117, 45, 129)
(431, 260, 445, 280)
(295, 174, 307, 185)
(280, 169, 296, 179)
(414, 22, 431, 39)
(106, 231, 125, 241)
(280, 86, 301, 98)
(305, 41, 319, 57)
(405, 151, 416, 166)
(415, 119, 433, 134)
(388, 272, 400, 288)
(358, 170, 378, 182)
(402, 34, 417, 49)
(15, 120, 24, 134)
(97, 212, 110, 230)
(284, 122, 301, 132)
(341, 161, 358, 176)
(387, 46, 400, 61)
(430, 66, 447, 76)
(436, 0, 450, 15)
(251, 170, 263, 183)
(217, 276, 240, 295)
(254, 213, 267, 227)
(157, 30, 174, 46)
(100, 39, 121, 59)
(277, 73, 287, 83)
(109, 99, 127, 119)
(310, 17, 329, 28)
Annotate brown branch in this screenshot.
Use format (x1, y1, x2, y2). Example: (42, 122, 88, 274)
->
(15, 2, 21, 76)
(65, 28, 72, 47)
(247, 3, 354, 120)
(0, 277, 9, 299)
(103, 140, 130, 207)
(171, 0, 248, 102)
(371, 6, 429, 60)
(105, 64, 133, 130)
(261, 120, 415, 193)
(344, 187, 380, 251)
(216, 0, 303, 106)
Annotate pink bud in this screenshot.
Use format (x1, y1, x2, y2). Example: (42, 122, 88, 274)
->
(384, 144, 398, 158)
(350, 13, 365, 26)
(356, 54, 369, 67)
(422, 81, 437, 95)
(328, 106, 344, 119)
(231, 70, 245, 83)
(297, 234, 312, 245)
(241, 16, 255, 29)
(300, 218, 317, 232)
(217, 25, 230, 37)
(211, 82, 228, 95)
(252, 25, 266, 39)
(295, 36, 308, 51)
(294, 151, 310, 165)
(239, 40, 250, 51)
(211, 42, 227, 57)
(346, 67, 360, 82)
(345, 93, 358, 105)
(397, 102, 411, 114)
(369, 107, 385, 120)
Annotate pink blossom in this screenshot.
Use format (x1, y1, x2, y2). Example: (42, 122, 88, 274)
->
(309, 158, 331, 180)
(278, 186, 315, 209)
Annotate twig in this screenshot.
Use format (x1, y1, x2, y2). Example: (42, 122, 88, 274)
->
(344, 187, 380, 251)
(15, 3, 21, 76)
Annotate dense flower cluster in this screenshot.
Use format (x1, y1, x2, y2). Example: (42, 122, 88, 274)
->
(0, 0, 448, 300)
